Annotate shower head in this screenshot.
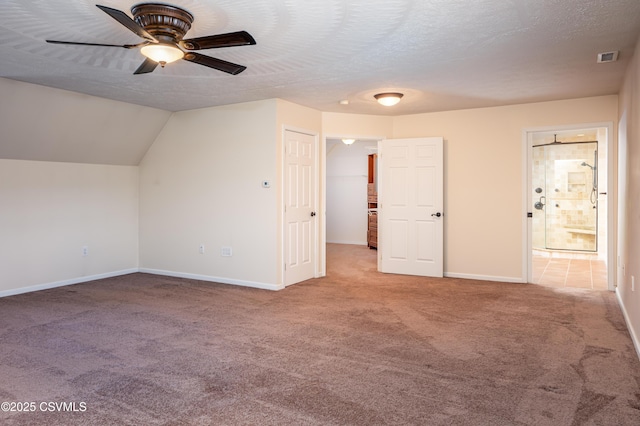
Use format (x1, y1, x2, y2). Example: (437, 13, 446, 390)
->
(581, 162, 594, 170)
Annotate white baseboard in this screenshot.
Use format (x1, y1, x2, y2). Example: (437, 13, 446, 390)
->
(0, 268, 284, 298)
(616, 289, 640, 361)
(0, 268, 138, 298)
(138, 268, 284, 291)
(326, 240, 368, 246)
(444, 272, 527, 283)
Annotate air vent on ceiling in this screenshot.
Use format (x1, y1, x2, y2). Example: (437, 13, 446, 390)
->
(597, 51, 619, 63)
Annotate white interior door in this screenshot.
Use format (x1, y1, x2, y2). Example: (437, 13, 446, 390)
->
(284, 129, 317, 286)
(379, 137, 444, 277)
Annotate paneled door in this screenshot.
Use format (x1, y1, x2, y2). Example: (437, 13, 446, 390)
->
(379, 137, 444, 277)
(284, 129, 317, 286)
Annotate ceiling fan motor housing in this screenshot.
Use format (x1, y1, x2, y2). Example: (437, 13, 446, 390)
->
(131, 3, 193, 42)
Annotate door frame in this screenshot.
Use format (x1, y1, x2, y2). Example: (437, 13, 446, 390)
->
(522, 122, 615, 290)
(320, 133, 386, 277)
(282, 126, 320, 287)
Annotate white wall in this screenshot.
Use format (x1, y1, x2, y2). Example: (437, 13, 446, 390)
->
(392, 96, 618, 282)
(617, 33, 640, 356)
(326, 140, 370, 245)
(0, 160, 139, 295)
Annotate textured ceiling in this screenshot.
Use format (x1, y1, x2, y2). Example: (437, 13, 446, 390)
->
(1, 0, 639, 115)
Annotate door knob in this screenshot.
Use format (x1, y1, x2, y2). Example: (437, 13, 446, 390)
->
(310, 211, 316, 217)
(431, 212, 442, 217)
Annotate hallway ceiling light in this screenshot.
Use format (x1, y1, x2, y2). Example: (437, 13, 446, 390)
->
(342, 138, 356, 145)
(374, 92, 403, 106)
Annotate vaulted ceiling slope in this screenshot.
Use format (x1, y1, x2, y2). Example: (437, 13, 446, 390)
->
(0, 78, 171, 166)
(1, 0, 639, 116)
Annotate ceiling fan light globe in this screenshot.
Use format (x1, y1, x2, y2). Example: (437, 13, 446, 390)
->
(141, 43, 184, 64)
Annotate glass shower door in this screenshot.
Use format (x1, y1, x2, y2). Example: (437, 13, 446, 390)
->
(532, 141, 597, 252)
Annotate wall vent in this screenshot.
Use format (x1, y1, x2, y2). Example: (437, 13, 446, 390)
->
(597, 51, 619, 63)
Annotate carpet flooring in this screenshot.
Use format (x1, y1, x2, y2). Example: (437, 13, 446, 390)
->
(1, 244, 639, 425)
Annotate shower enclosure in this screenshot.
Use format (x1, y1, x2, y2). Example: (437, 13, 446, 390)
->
(532, 140, 598, 252)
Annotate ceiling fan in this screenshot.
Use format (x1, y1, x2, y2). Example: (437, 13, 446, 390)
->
(46, 3, 256, 75)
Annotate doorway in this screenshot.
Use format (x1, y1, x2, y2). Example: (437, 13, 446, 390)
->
(526, 125, 612, 290)
(323, 136, 445, 278)
(322, 135, 383, 276)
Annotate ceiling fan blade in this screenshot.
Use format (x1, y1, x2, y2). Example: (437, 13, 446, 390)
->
(180, 31, 256, 50)
(46, 40, 142, 49)
(134, 58, 158, 75)
(183, 52, 247, 75)
(96, 4, 157, 42)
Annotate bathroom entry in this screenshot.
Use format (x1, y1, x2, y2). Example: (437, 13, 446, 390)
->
(532, 137, 598, 251)
(528, 127, 610, 290)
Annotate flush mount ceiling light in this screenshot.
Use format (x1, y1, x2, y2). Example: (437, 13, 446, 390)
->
(374, 92, 403, 106)
(342, 138, 356, 145)
(140, 43, 184, 66)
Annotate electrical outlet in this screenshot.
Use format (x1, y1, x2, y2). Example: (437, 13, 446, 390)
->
(199, 244, 205, 254)
(82, 246, 89, 257)
(221, 247, 232, 257)
(632, 276, 635, 292)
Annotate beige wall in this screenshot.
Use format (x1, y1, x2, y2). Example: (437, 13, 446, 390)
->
(0, 160, 139, 295)
(391, 96, 618, 281)
(138, 100, 282, 289)
(617, 33, 640, 354)
(0, 92, 323, 294)
(322, 112, 393, 139)
(0, 79, 626, 313)
(138, 99, 321, 288)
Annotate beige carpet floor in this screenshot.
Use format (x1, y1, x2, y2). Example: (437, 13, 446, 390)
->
(0, 243, 639, 425)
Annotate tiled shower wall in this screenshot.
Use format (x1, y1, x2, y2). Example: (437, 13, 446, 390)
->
(532, 141, 598, 252)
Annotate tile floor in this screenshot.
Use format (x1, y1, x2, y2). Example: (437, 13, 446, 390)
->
(532, 250, 608, 290)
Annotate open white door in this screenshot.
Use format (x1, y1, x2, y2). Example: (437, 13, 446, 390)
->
(284, 129, 317, 286)
(379, 137, 444, 277)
